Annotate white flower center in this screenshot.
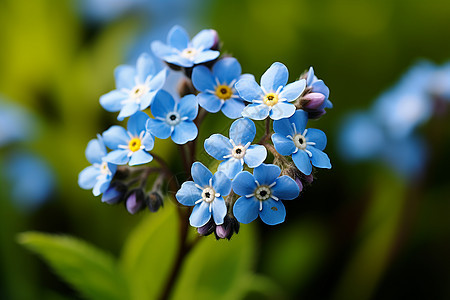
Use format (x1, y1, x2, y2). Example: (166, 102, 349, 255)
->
(181, 47, 197, 60)
(254, 185, 271, 201)
(202, 187, 216, 203)
(231, 145, 246, 159)
(130, 84, 149, 100)
(99, 162, 111, 175)
(166, 111, 181, 126)
(293, 133, 307, 150)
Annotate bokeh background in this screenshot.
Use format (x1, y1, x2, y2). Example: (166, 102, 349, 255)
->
(1, 0, 450, 299)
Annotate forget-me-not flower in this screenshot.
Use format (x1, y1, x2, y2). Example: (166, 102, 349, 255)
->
(304, 67, 333, 110)
(176, 162, 231, 227)
(235, 62, 306, 120)
(146, 90, 198, 144)
(100, 52, 167, 120)
(151, 25, 219, 68)
(271, 110, 331, 175)
(78, 135, 117, 196)
(192, 57, 252, 118)
(232, 163, 299, 225)
(204, 118, 266, 179)
(103, 112, 154, 165)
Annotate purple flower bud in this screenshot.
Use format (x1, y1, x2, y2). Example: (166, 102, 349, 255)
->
(295, 177, 304, 192)
(146, 191, 163, 212)
(215, 225, 230, 239)
(308, 109, 326, 119)
(214, 215, 240, 240)
(303, 173, 314, 184)
(302, 93, 326, 110)
(101, 182, 127, 204)
(197, 219, 216, 236)
(125, 189, 145, 215)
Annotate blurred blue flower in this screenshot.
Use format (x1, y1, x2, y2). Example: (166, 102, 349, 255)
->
(146, 90, 198, 144)
(103, 111, 154, 165)
(78, 135, 117, 196)
(232, 164, 299, 225)
(204, 118, 267, 179)
(272, 110, 331, 175)
(80, 0, 150, 23)
(192, 57, 251, 118)
(176, 162, 231, 227)
(100, 53, 167, 121)
(236, 62, 306, 120)
(151, 25, 219, 68)
(0, 100, 34, 147)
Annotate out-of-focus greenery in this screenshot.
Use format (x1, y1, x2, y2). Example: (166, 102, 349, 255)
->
(1, 0, 450, 299)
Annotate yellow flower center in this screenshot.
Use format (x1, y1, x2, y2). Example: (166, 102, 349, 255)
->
(215, 85, 233, 100)
(128, 138, 141, 152)
(181, 48, 197, 59)
(263, 93, 279, 106)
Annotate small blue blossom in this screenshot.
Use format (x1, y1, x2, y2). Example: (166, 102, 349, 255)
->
(271, 110, 331, 175)
(0, 99, 33, 147)
(305, 67, 333, 109)
(204, 118, 266, 179)
(232, 164, 299, 225)
(146, 90, 198, 144)
(235, 62, 306, 120)
(192, 57, 253, 118)
(78, 135, 117, 196)
(176, 162, 231, 227)
(103, 112, 154, 165)
(151, 25, 219, 68)
(100, 53, 167, 120)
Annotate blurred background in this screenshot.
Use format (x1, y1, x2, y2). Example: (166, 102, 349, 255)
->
(1, 0, 450, 299)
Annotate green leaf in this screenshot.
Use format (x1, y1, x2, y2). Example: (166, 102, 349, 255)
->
(120, 202, 179, 300)
(18, 232, 129, 300)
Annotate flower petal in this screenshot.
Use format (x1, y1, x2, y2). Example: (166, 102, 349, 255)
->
(204, 134, 233, 160)
(192, 66, 215, 92)
(269, 102, 296, 120)
(292, 150, 312, 175)
(279, 79, 306, 101)
(191, 29, 216, 49)
(191, 162, 213, 188)
(102, 125, 129, 150)
(273, 118, 295, 137)
(259, 199, 286, 225)
(136, 53, 155, 84)
(212, 197, 227, 225)
(232, 171, 257, 196)
(221, 98, 245, 119)
(229, 117, 256, 145)
(85, 138, 106, 165)
(127, 111, 149, 136)
(168, 25, 189, 50)
(233, 196, 259, 224)
(197, 93, 222, 113)
(244, 144, 267, 168)
(271, 133, 296, 156)
(104, 149, 130, 165)
(260, 62, 288, 92)
(139, 91, 157, 111)
(100, 90, 128, 112)
(93, 178, 110, 196)
(141, 133, 154, 151)
(308, 147, 331, 169)
(151, 40, 175, 59)
(289, 110, 308, 134)
(212, 171, 231, 196)
(272, 176, 300, 200)
(235, 78, 264, 102)
(242, 103, 270, 120)
(117, 103, 139, 121)
(146, 118, 172, 139)
(189, 201, 211, 227)
(213, 57, 241, 84)
(178, 94, 198, 120)
(114, 65, 136, 90)
(253, 163, 281, 185)
(218, 158, 243, 180)
(171, 121, 197, 144)
(129, 149, 153, 166)
(305, 128, 327, 151)
(193, 50, 220, 64)
(306, 67, 315, 86)
(164, 55, 193, 68)
(176, 181, 202, 206)
(78, 166, 100, 189)
(151, 90, 175, 119)
(148, 68, 167, 91)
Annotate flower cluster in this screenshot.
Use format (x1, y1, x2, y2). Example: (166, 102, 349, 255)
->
(79, 25, 332, 239)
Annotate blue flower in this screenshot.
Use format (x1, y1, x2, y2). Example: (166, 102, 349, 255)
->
(100, 53, 167, 120)
(271, 110, 331, 175)
(103, 112, 154, 165)
(176, 162, 231, 227)
(146, 90, 198, 144)
(151, 25, 219, 68)
(192, 57, 252, 118)
(78, 135, 117, 196)
(235, 62, 306, 120)
(0, 99, 33, 147)
(232, 164, 299, 225)
(204, 118, 266, 179)
(305, 67, 333, 109)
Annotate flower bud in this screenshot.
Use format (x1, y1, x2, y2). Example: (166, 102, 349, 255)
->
(302, 93, 326, 110)
(209, 29, 220, 51)
(146, 191, 164, 212)
(101, 182, 127, 204)
(308, 109, 326, 119)
(125, 189, 145, 215)
(295, 177, 304, 192)
(214, 215, 240, 240)
(197, 219, 216, 236)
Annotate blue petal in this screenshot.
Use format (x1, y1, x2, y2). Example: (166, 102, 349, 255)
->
(171, 121, 197, 144)
(292, 150, 312, 175)
(114, 65, 136, 90)
(233, 196, 259, 224)
(85, 138, 106, 164)
(102, 125, 129, 149)
(117, 103, 139, 121)
(127, 111, 149, 136)
(141, 133, 154, 151)
(136, 53, 155, 84)
(197, 93, 222, 113)
(151, 40, 175, 59)
(176, 181, 202, 206)
(93, 178, 110, 196)
(253, 163, 280, 185)
(260, 62, 288, 92)
(146, 118, 172, 139)
(235, 78, 264, 102)
(100, 90, 128, 112)
(312, 80, 330, 99)
(272, 176, 300, 200)
(271, 133, 296, 156)
(221, 98, 245, 119)
(273, 118, 295, 137)
(232, 171, 257, 196)
(192, 66, 215, 92)
(259, 199, 286, 225)
(279, 79, 306, 101)
(212, 171, 232, 196)
(204, 134, 233, 160)
(193, 50, 220, 64)
(129, 149, 153, 166)
(168, 25, 189, 50)
(229, 117, 256, 145)
(189, 201, 211, 227)
(308, 147, 331, 169)
(178, 94, 198, 120)
(78, 166, 100, 189)
(242, 103, 270, 120)
(306, 67, 315, 86)
(151, 90, 175, 118)
(218, 158, 243, 180)
(305, 128, 327, 151)
(213, 57, 241, 84)
(191, 162, 213, 188)
(164, 55, 193, 68)
(269, 102, 296, 120)
(212, 197, 227, 225)
(191, 29, 216, 49)
(104, 149, 130, 165)
(289, 110, 308, 134)
(148, 68, 167, 91)
(244, 145, 267, 168)
(239, 73, 256, 82)
(139, 91, 157, 111)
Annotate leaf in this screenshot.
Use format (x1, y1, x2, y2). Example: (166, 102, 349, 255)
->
(18, 232, 129, 300)
(120, 202, 179, 300)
